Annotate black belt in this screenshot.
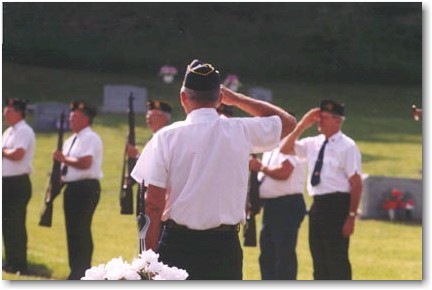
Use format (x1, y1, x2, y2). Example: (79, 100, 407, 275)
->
(2, 174, 29, 180)
(261, 193, 303, 201)
(165, 219, 240, 232)
(64, 179, 99, 185)
(313, 192, 349, 201)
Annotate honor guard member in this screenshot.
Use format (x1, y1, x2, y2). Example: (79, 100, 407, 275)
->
(146, 100, 172, 133)
(249, 148, 307, 280)
(280, 100, 362, 280)
(131, 59, 296, 280)
(53, 101, 103, 280)
(2, 98, 35, 275)
(127, 99, 172, 158)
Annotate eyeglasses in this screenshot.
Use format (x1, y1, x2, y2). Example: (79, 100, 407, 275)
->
(187, 63, 216, 76)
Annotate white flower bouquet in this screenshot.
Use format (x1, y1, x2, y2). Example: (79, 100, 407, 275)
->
(81, 250, 188, 280)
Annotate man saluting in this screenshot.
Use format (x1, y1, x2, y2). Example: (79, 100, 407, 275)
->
(280, 100, 362, 280)
(131, 59, 296, 280)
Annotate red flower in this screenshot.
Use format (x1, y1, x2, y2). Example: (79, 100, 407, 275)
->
(383, 188, 415, 210)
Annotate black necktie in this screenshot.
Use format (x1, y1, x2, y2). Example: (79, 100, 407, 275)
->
(61, 136, 77, 176)
(310, 139, 328, 186)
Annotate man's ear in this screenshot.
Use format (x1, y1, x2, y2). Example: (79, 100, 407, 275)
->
(180, 91, 189, 113)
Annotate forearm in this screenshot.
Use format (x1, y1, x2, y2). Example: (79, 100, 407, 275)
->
(279, 124, 306, 154)
(260, 161, 293, 180)
(145, 185, 166, 251)
(63, 155, 93, 169)
(348, 173, 362, 215)
(2, 147, 25, 161)
(222, 88, 296, 138)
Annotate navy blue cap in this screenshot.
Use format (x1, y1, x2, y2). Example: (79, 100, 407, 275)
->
(5, 98, 28, 113)
(70, 100, 97, 119)
(183, 59, 220, 91)
(320, 99, 345, 116)
(147, 99, 172, 114)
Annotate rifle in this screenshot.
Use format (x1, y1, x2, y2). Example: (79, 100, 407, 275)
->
(243, 154, 261, 247)
(120, 93, 137, 214)
(137, 180, 150, 253)
(39, 111, 66, 227)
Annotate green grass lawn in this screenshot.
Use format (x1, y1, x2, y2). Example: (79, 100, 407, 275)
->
(2, 62, 422, 280)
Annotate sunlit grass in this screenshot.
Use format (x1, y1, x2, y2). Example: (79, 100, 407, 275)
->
(2, 62, 422, 280)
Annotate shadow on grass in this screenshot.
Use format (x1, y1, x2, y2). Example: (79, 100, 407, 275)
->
(361, 153, 393, 163)
(27, 262, 53, 278)
(2, 261, 56, 280)
(360, 218, 422, 227)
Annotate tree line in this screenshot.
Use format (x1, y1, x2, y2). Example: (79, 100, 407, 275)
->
(3, 2, 421, 84)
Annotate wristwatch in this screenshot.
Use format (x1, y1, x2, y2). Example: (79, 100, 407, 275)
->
(349, 211, 357, 217)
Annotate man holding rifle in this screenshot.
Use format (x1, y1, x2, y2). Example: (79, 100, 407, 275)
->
(2, 98, 35, 275)
(126, 99, 172, 158)
(53, 101, 103, 280)
(123, 99, 172, 216)
(131, 59, 296, 279)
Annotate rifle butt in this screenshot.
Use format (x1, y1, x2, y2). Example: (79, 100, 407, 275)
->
(120, 186, 134, 215)
(39, 203, 53, 227)
(243, 214, 257, 247)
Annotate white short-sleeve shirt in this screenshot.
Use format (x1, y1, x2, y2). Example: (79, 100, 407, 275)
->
(258, 148, 307, 199)
(295, 131, 362, 196)
(62, 126, 103, 182)
(131, 108, 282, 230)
(2, 120, 36, 177)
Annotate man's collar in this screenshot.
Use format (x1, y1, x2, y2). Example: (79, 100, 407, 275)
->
(186, 108, 219, 122)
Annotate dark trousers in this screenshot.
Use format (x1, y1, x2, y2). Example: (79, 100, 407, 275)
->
(63, 179, 100, 280)
(259, 194, 306, 280)
(158, 226, 243, 280)
(2, 175, 31, 272)
(309, 192, 351, 280)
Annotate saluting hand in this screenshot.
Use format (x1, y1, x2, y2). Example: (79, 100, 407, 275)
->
(220, 85, 238, 106)
(299, 108, 320, 130)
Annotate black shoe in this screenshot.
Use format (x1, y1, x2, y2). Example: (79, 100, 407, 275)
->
(3, 265, 29, 275)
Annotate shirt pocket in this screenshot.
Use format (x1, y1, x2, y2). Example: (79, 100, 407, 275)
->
(323, 155, 341, 171)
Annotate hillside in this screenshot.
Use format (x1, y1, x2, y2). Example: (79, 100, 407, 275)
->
(3, 2, 422, 84)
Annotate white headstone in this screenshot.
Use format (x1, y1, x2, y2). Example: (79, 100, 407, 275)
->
(101, 85, 147, 113)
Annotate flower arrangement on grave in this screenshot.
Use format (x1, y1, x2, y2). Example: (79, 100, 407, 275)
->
(81, 250, 188, 280)
(159, 65, 178, 83)
(383, 188, 415, 221)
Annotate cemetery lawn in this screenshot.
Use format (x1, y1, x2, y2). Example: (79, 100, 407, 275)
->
(2, 62, 422, 280)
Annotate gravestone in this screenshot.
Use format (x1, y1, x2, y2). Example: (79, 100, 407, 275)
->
(359, 175, 422, 221)
(248, 87, 272, 102)
(33, 102, 70, 132)
(100, 85, 147, 113)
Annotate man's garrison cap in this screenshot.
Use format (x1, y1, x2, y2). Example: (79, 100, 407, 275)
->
(183, 59, 221, 91)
